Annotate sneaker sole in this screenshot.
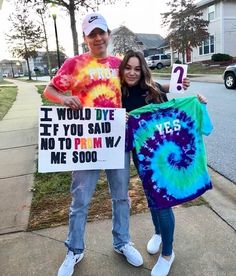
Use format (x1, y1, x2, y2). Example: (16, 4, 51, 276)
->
(147, 248, 160, 255)
(75, 252, 84, 264)
(151, 252, 175, 276)
(114, 248, 143, 267)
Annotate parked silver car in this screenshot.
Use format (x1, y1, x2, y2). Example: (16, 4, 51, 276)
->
(145, 54, 171, 70)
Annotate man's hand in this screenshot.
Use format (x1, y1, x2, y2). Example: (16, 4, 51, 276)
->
(126, 112, 129, 123)
(183, 77, 190, 90)
(62, 96, 83, 110)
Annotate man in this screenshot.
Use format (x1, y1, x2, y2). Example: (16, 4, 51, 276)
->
(43, 12, 143, 276)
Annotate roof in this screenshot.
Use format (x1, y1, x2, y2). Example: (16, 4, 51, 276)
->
(196, 0, 219, 8)
(157, 39, 169, 48)
(135, 33, 164, 49)
(111, 26, 164, 50)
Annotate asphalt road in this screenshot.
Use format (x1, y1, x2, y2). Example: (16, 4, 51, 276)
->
(157, 78, 236, 184)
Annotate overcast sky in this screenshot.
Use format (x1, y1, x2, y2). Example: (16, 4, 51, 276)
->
(0, 0, 200, 60)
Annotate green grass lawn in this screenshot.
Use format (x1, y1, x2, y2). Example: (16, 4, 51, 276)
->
(152, 62, 226, 75)
(36, 85, 62, 106)
(16, 78, 47, 83)
(0, 86, 17, 120)
(0, 79, 14, 85)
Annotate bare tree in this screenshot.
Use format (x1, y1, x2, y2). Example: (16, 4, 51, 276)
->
(111, 26, 142, 56)
(7, 6, 44, 80)
(36, 7, 53, 79)
(162, 0, 209, 63)
(24, 0, 129, 56)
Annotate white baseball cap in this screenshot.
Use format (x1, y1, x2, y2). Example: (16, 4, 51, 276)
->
(82, 12, 108, 36)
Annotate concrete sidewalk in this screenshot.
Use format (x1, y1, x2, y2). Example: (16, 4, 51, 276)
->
(0, 79, 41, 234)
(0, 205, 236, 276)
(0, 77, 236, 275)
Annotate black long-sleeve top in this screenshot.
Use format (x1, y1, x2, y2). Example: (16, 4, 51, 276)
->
(122, 83, 168, 112)
(122, 82, 168, 169)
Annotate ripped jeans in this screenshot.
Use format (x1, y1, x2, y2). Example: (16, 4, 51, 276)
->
(65, 152, 131, 254)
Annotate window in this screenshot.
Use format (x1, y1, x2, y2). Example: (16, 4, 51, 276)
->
(199, 46, 203, 55)
(208, 5, 215, 21)
(153, 56, 160, 60)
(199, 35, 215, 55)
(161, 55, 169, 60)
(204, 38, 209, 54)
(210, 35, 214, 53)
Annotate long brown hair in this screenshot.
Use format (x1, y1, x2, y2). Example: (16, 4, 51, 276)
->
(119, 50, 164, 103)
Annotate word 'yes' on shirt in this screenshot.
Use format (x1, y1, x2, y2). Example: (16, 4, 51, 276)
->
(156, 119, 181, 135)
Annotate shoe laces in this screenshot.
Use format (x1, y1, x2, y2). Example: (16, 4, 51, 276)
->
(63, 251, 77, 266)
(121, 242, 136, 253)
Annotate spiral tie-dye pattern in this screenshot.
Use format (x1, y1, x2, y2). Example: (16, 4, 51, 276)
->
(127, 97, 213, 209)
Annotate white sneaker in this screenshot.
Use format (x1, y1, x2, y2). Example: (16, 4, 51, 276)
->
(114, 242, 143, 267)
(151, 251, 175, 276)
(147, 234, 162, 254)
(57, 250, 84, 276)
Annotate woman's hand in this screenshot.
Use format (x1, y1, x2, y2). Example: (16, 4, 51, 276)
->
(183, 77, 190, 90)
(197, 94, 207, 104)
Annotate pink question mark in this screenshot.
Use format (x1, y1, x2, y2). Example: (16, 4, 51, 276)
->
(174, 66, 184, 91)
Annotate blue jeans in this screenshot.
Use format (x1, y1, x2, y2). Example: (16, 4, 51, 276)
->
(65, 152, 131, 254)
(150, 208, 175, 256)
(132, 150, 175, 256)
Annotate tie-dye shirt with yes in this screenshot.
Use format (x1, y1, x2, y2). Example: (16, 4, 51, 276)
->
(126, 96, 213, 209)
(51, 52, 122, 108)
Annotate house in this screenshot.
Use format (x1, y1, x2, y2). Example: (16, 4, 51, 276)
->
(0, 51, 67, 77)
(21, 51, 67, 75)
(158, 0, 236, 63)
(191, 0, 236, 62)
(0, 53, 49, 77)
(108, 26, 164, 57)
(135, 33, 164, 57)
(0, 59, 23, 77)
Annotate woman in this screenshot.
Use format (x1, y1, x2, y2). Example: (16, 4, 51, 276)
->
(119, 50, 206, 276)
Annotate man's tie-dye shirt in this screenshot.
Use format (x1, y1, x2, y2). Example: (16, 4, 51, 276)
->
(126, 96, 213, 209)
(51, 52, 122, 108)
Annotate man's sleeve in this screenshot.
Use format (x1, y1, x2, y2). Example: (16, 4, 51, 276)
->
(51, 58, 76, 93)
(200, 103, 213, 136)
(125, 117, 134, 152)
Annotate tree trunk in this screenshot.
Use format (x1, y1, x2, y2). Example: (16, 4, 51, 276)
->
(69, 1, 79, 56)
(10, 62, 15, 78)
(40, 11, 52, 79)
(24, 39, 32, 80)
(182, 42, 185, 64)
(26, 57, 32, 80)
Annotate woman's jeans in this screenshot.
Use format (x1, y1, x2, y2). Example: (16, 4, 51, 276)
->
(65, 152, 131, 254)
(132, 149, 175, 256)
(150, 207, 175, 256)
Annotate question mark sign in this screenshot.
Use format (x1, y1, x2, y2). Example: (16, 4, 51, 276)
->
(174, 66, 184, 91)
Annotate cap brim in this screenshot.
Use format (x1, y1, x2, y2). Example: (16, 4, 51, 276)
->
(84, 24, 108, 36)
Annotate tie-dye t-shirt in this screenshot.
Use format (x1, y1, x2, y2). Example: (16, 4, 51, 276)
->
(51, 52, 122, 108)
(126, 96, 213, 209)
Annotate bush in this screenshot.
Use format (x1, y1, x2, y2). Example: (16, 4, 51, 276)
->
(175, 60, 182, 64)
(211, 53, 233, 62)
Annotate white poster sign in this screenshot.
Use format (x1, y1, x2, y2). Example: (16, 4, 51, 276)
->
(38, 107, 126, 172)
(169, 64, 188, 93)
